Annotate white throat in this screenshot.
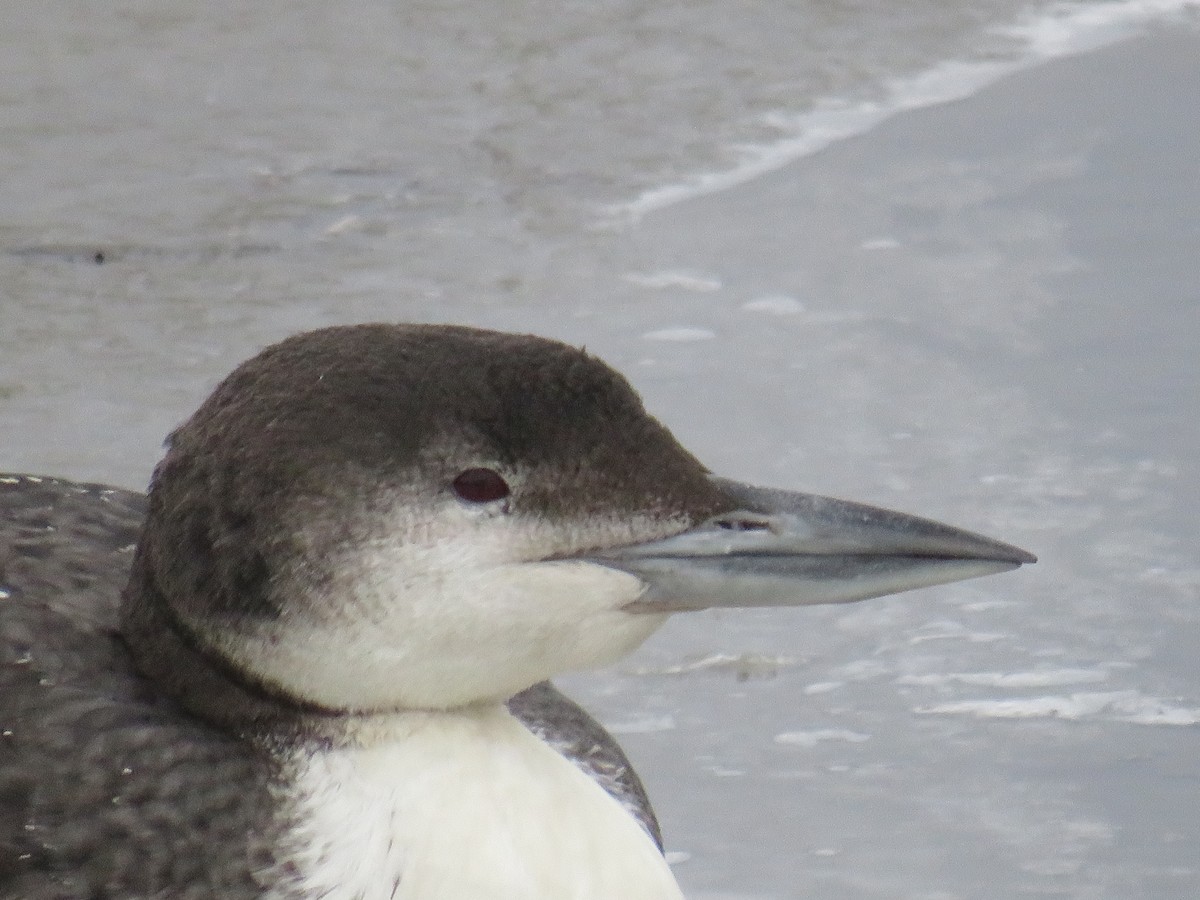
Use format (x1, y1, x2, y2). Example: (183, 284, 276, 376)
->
(268, 705, 683, 900)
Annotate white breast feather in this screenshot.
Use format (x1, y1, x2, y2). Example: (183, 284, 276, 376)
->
(270, 705, 684, 900)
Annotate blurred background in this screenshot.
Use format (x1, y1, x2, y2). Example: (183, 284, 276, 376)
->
(2, 2, 1198, 896)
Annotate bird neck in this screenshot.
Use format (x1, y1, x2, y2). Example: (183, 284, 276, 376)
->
(119, 567, 347, 747)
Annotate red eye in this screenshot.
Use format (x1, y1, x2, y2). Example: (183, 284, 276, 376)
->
(452, 468, 511, 503)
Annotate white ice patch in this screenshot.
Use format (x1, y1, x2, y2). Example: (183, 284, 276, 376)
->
(774, 728, 871, 748)
(916, 690, 1200, 725)
(832, 659, 892, 681)
(604, 714, 677, 735)
(641, 327, 717, 343)
(860, 237, 901, 250)
(323, 214, 363, 235)
(623, 270, 723, 291)
(896, 668, 1110, 689)
(803, 681, 844, 695)
(629, 652, 797, 679)
(741, 295, 805, 315)
(906, 619, 1009, 644)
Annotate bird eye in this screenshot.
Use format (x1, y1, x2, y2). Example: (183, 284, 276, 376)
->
(452, 468, 511, 503)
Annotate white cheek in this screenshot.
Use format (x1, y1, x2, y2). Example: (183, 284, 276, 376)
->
(228, 517, 672, 710)
(367, 558, 666, 708)
(465, 559, 667, 672)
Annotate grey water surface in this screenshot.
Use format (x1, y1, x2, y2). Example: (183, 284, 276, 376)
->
(3, 2, 1198, 897)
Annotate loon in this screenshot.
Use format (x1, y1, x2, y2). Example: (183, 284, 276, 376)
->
(0, 324, 1034, 899)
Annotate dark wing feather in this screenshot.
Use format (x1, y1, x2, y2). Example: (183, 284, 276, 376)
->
(0, 476, 283, 899)
(508, 682, 663, 849)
